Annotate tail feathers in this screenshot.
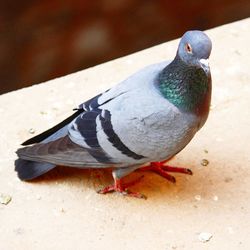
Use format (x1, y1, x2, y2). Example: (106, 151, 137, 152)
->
(16, 136, 116, 168)
(15, 158, 55, 181)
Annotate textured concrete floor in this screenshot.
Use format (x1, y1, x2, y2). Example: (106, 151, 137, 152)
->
(0, 19, 250, 250)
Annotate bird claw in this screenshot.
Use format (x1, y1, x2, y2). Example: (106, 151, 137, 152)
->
(122, 189, 147, 199)
(97, 175, 146, 199)
(140, 161, 192, 182)
(97, 161, 192, 198)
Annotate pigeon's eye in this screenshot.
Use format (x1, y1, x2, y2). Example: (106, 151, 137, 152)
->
(185, 43, 192, 54)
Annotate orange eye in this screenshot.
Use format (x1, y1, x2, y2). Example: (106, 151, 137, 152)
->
(185, 43, 192, 53)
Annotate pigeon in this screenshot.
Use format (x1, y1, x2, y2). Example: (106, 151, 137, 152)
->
(15, 30, 212, 198)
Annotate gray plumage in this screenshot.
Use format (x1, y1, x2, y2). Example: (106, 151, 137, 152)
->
(15, 30, 212, 189)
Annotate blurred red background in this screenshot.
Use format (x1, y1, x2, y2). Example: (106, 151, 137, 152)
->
(0, 0, 249, 94)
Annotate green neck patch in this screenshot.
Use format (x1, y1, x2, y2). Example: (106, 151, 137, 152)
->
(158, 57, 210, 113)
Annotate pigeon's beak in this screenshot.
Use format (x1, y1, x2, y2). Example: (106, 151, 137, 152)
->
(199, 59, 210, 71)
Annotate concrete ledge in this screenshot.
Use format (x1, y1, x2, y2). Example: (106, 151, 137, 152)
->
(1, 18, 250, 249)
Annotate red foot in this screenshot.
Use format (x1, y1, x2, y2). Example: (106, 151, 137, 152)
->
(97, 176, 146, 199)
(140, 161, 192, 183)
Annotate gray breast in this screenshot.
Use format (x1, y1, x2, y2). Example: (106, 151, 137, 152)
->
(101, 86, 199, 163)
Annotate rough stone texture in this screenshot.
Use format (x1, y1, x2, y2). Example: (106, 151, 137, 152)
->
(0, 19, 250, 249)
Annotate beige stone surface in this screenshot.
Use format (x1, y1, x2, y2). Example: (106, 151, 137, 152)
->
(1, 19, 250, 250)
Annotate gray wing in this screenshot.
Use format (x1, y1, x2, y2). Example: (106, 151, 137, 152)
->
(67, 61, 171, 164)
(16, 104, 147, 168)
(17, 61, 170, 167)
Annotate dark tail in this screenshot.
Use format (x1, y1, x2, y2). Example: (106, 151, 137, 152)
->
(15, 158, 55, 181)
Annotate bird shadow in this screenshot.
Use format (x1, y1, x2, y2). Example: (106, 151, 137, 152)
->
(26, 163, 221, 201)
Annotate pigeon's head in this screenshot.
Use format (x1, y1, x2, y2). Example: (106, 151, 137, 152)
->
(177, 30, 212, 71)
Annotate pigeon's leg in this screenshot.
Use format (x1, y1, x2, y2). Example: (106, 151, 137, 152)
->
(140, 160, 192, 183)
(98, 166, 146, 199)
(97, 176, 145, 199)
